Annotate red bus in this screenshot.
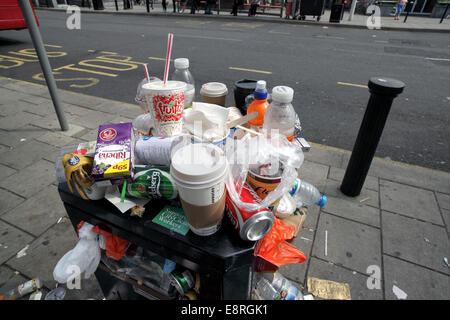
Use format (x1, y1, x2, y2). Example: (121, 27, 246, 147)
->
(0, 0, 39, 31)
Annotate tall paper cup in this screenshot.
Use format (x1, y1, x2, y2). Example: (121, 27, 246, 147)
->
(170, 144, 228, 236)
(142, 80, 187, 137)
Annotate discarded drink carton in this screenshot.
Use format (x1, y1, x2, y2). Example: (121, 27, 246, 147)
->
(92, 122, 135, 184)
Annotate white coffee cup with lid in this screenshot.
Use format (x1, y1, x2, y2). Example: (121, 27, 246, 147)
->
(170, 143, 228, 236)
(200, 82, 228, 107)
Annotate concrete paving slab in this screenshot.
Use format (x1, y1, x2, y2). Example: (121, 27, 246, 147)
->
(367, 157, 450, 194)
(0, 164, 17, 180)
(322, 179, 379, 208)
(0, 140, 58, 170)
(0, 188, 25, 216)
(5, 219, 78, 289)
(0, 159, 55, 199)
(35, 131, 78, 148)
(328, 166, 379, 192)
(306, 257, 383, 300)
(297, 160, 329, 190)
(322, 196, 380, 228)
(0, 125, 49, 148)
(0, 220, 35, 265)
(0, 111, 43, 131)
(304, 144, 347, 169)
(383, 255, 450, 300)
(382, 211, 450, 275)
(2, 185, 67, 237)
(312, 213, 381, 275)
(441, 209, 450, 236)
(380, 180, 443, 225)
(436, 192, 450, 211)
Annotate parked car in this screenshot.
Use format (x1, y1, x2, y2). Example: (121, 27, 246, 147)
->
(0, 0, 39, 31)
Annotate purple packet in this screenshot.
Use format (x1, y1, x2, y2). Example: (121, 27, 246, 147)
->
(92, 122, 135, 183)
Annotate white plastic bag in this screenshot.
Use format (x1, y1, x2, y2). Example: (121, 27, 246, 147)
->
(224, 132, 304, 211)
(53, 223, 101, 283)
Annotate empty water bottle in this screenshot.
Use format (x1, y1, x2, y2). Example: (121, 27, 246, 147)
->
(253, 272, 303, 300)
(171, 58, 195, 108)
(263, 86, 297, 141)
(289, 179, 327, 207)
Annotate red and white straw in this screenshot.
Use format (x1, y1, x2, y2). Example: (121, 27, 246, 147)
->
(163, 33, 173, 86)
(143, 64, 150, 83)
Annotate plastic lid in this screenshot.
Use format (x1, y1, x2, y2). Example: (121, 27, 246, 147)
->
(254, 80, 268, 100)
(271, 86, 294, 103)
(316, 195, 327, 207)
(174, 58, 189, 69)
(170, 144, 227, 185)
(200, 82, 228, 97)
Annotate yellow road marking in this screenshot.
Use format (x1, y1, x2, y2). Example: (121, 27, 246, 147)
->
(221, 22, 263, 29)
(44, 44, 62, 48)
(447, 97, 450, 100)
(229, 67, 272, 75)
(315, 35, 345, 40)
(268, 30, 291, 35)
(148, 57, 173, 61)
(375, 40, 388, 43)
(337, 81, 368, 88)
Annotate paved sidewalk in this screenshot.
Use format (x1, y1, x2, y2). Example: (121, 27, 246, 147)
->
(36, 1, 450, 32)
(0, 76, 449, 300)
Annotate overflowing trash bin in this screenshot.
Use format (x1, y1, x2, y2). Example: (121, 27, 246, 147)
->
(53, 34, 328, 301)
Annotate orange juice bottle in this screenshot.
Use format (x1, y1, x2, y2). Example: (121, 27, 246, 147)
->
(247, 80, 269, 132)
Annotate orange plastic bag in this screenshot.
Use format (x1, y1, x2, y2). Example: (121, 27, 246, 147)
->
(77, 221, 130, 261)
(254, 218, 306, 272)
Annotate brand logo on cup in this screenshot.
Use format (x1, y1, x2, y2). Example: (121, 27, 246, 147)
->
(100, 128, 117, 141)
(68, 156, 80, 166)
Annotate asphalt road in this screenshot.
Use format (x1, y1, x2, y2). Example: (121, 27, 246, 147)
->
(0, 11, 449, 171)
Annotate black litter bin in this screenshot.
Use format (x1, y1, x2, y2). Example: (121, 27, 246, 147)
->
(329, 2, 344, 22)
(234, 79, 257, 115)
(58, 183, 256, 300)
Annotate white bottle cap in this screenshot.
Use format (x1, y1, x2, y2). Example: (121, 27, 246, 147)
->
(256, 80, 266, 90)
(174, 58, 189, 69)
(271, 86, 294, 103)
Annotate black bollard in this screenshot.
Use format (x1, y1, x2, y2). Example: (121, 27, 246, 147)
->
(340, 77, 405, 197)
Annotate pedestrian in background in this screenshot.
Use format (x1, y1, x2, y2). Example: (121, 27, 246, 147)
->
(180, 0, 187, 12)
(293, 0, 300, 19)
(248, 0, 259, 16)
(394, 0, 407, 20)
(231, 0, 242, 15)
(190, 0, 200, 13)
(162, 0, 167, 12)
(285, 0, 293, 19)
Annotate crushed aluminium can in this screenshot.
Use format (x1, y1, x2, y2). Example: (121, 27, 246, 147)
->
(169, 269, 195, 295)
(225, 182, 274, 241)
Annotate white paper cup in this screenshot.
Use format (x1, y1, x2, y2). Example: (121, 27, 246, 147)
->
(142, 80, 187, 137)
(170, 143, 228, 236)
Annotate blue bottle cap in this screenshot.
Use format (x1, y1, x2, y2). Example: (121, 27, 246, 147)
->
(316, 195, 327, 207)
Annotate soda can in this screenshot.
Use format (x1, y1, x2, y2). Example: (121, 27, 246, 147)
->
(225, 183, 274, 241)
(169, 269, 195, 295)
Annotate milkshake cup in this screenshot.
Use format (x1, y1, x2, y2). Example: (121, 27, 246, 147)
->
(142, 80, 187, 137)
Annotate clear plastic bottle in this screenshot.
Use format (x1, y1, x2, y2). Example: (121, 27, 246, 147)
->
(253, 272, 303, 300)
(263, 86, 296, 141)
(171, 58, 195, 108)
(289, 179, 327, 207)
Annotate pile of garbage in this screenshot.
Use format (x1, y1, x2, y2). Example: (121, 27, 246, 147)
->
(53, 36, 327, 301)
